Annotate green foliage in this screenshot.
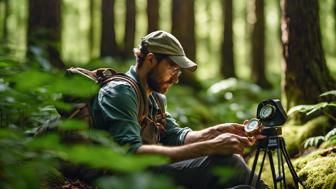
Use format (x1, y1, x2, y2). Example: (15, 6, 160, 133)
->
(287, 148, 336, 189)
(287, 90, 336, 121)
(96, 172, 184, 189)
(0, 59, 170, 188)
(167, 77, 280, 130)
(303, 128, 336, 149)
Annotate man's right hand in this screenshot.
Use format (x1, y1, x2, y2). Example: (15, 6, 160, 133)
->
(208, 133, 255, 155)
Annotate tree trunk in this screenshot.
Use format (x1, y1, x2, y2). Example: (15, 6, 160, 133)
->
(172, 0, 202, 90)
(220, 0, 236, 78)
(147, 0, 159, 33)
(251, 0, 272, 89)
(100, 0, 119, 58)
(89, 0, 94, 58)
(280, 0, 336, 111)
(2, 0, 9, 41)
(123, 0, 136, 58)
(334, 0, 336, 49)
(27, 0, 64, 69)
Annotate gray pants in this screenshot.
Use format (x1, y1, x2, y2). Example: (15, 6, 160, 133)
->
(151, 155, 270, 189)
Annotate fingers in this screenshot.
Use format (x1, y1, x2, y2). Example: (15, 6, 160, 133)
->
(229, 134, 255, 147)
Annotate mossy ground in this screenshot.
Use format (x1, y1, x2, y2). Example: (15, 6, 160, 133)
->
(247, 115, 336, 189)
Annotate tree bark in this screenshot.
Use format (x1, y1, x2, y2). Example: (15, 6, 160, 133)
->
(89, 0, 95, 58)
(280, 0, 336, 111)
(251, 0, 272, 89)
(2, 0, 9, 41)
(123, 0, 136, 58)
(100, 0, 119, 58)
(220, 0, 236, 78)
(27, 0, 64, 69)
(172, 0, 202, 90)
(147, 0, 159, 34)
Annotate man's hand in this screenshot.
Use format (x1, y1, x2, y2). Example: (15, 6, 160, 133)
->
(215, 123, 248, 137)
(209, 133, 255, 155)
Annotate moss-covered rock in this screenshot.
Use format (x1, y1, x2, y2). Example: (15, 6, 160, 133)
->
(286, 147, 336, 189)
(282, 116, 334, 156)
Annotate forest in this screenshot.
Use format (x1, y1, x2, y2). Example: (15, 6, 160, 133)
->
(0, 0, 336, 188)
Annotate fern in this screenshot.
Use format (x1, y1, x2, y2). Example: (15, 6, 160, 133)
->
(304, 136, 325, 148)
(303, 128, 336, 149)
(324, 128, 336, 140)
(287, 90, 336, 121)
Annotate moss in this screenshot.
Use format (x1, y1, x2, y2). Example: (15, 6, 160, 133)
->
(282, 116, 333, 156)
(247, 145, 336, 189)
(286, 147, 336, 189)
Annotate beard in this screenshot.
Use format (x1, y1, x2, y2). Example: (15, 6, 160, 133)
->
(147, 67, 172, 94)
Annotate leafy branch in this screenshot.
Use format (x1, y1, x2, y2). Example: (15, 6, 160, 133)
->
(287, 90, 336, 121)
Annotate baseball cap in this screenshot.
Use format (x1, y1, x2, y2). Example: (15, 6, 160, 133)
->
(140, 30, 197, 72)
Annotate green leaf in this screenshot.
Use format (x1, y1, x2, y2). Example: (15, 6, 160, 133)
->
(288, 105, 314, 115)
(27, 134, 63, 151)
(288, 102, 333, 115)
(59, 119, 88, 131)
(303, 136, 325, 149)
(325, 128, 336, 141)
(47, 75, 99, 98)
(212, 167, 236, 184)
(63, 145, 168, 173)
(11, 70, 53, 91)
(306, 102, 328, 115)
(320, 90, 336, 97)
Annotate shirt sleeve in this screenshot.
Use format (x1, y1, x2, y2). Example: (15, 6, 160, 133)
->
(157, 94, 192, 146)
(97, 81, 142, 153)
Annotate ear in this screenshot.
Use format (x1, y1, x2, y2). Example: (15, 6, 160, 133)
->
(144, 53, 157, 68)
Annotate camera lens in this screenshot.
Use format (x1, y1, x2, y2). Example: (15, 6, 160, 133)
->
(259, 104, 276, 119)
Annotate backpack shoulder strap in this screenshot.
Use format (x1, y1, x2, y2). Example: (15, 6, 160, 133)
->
(152, 93, 166, 126)
(107, 74, 148, 125)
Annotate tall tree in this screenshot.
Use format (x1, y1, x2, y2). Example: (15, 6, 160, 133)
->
(147, 0, 159, 33)
(89, 0, 95, 58)
(172, 0, 202, 90)
(2, 0, 9, 42)
(123, 0, 136, 58)
(27, 0, 64, 69)
(334, 0, 336, 49)
(220, 0, 236, 78)
(100, 0, 119, 58)
(251, 0, 272, 88)
(280, 0, 335, 111)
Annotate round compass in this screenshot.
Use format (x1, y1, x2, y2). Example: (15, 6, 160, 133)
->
(259, 104, 276, 119)
(244, 118, 261, 133)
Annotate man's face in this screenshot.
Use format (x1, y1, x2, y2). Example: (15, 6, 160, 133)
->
(147, 58, 181, 94)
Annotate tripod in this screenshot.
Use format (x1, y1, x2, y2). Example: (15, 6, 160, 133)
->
(248, 128, 305, 189)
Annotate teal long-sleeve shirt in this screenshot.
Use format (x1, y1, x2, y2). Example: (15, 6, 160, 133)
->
(91, 66, 191, 153)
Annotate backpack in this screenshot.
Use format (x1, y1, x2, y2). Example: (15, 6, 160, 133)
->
(58, 67, 166, 144)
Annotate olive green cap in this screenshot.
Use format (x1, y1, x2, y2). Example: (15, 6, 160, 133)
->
(140, 30, 197, 72)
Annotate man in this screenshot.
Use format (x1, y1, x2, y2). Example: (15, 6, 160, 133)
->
(92, 31, 269, 189)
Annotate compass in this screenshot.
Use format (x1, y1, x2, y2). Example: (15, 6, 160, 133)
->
(244, 118, 261, 133)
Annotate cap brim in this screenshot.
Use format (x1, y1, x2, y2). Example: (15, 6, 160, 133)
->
(169, 55, 197, 72)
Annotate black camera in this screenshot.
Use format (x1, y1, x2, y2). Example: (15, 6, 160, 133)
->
(256, 99, 287, 127)
(244, 99, 287, 135)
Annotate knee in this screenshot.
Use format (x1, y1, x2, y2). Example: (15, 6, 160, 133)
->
(205, 154, 248, 169)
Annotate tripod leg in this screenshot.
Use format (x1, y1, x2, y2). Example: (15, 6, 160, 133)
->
(248, 147, 260, 185)
(279, 147, 287, 189)
(257, 149, 267, 181)
(280, 138, 306, 189)
(267, 150, 278, 189)
(276, 146, 285, 189)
